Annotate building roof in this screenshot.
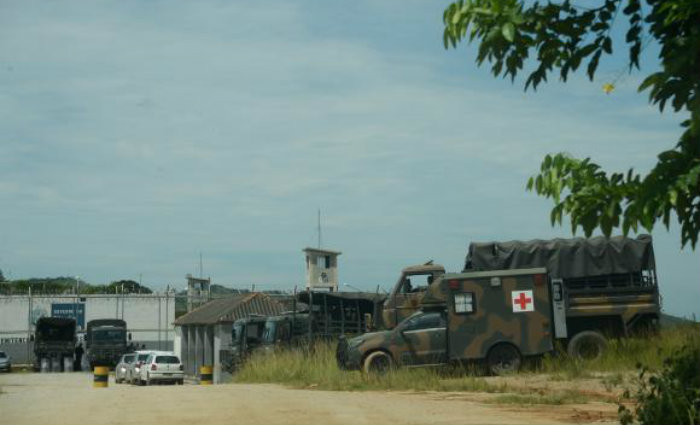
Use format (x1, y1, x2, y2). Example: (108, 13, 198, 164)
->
(303, 247, 342, 255)
(174, 293, 284, 326)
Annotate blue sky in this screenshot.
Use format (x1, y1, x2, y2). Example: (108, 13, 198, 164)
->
(1, 1, 697, 317)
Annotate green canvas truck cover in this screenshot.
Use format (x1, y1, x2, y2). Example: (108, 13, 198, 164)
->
(463, 234, 655, 279)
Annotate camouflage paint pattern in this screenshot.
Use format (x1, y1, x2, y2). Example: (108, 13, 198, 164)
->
(381, 263, 445, 329)
(383, 263, 660, 337)
(340, 268, 552, 370)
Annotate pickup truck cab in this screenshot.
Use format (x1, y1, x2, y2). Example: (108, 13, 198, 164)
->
(381, 262, 445, 329)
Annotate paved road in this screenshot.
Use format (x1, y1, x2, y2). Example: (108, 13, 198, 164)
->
(0, 373, 617, 425)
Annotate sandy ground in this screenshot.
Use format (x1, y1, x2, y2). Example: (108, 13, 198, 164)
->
(0, 373, 619, 425)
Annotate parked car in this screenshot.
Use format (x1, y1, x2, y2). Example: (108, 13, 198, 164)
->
(136, 353, 184, 385)
(127, 350, 171, 384)
(115, 353, 136, 383)
(0, 351, 11, 372)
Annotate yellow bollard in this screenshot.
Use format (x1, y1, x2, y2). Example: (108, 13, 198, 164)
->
(199, 365, 213, 385)
(93, 366, 109, 388)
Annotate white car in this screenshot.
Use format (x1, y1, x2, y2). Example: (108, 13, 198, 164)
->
(136, 353, 184, 385)
(128, 350, 171, 385)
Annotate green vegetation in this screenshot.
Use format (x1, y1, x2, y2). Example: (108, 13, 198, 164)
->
(619, 334, 700, 425)
(489, 390, 589, 405)
(0, 277, 153, 295)
(443, 0, 699, 248)
(234, 324, 698, 408)
(535, 324, 699, 377)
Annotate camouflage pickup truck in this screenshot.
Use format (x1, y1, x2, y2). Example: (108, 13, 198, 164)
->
(339, 235, 660, 374)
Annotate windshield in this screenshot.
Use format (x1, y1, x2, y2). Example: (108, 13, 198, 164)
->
(37, 326, 74, 341)
(92, 329, 126, 342)
(155, 356, 180, 364)
(137, 354, 149, 361)
(123, 354, 135, 363)
(0, 351, 6, 358)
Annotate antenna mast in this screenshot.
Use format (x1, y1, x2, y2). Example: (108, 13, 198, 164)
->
(317, 208, 322, 248)
(199, 252, 203, 278)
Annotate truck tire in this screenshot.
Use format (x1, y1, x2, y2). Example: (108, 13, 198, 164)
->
(486, 344, 521, 375)
(567, 331, 607, 360)
(362, 351, 393, 375)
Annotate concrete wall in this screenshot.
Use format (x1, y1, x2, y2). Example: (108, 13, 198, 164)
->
(0, 294, 176, 364)
(177, 323, 231, 383)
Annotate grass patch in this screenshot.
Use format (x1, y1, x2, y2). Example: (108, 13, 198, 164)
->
(234, 342, 506, 393)
(234, 324, 699, 396)
(489, 390, 590, 405)
(532, 323, 699, 379)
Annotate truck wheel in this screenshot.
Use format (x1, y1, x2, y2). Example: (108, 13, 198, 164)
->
(567, 331, 607, 360)
(362, 351, 393, 375)
(487, 344, 521, 375)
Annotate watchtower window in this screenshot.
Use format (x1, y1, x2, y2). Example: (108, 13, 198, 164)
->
(316, 255, 330, 269)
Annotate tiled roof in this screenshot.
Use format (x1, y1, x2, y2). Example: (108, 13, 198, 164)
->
(173, 293, 283, 326)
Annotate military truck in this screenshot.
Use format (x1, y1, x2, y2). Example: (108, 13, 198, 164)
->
(33, 317, 76, 372)
(378, 235, 660, 358)
(226, 315, 267, 372)
(259, 313, 316, 352)
(85, 319, 128, 368)
(381, 261, 446, 329)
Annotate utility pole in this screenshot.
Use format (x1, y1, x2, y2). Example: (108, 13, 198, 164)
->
(317, 208, 322, 249)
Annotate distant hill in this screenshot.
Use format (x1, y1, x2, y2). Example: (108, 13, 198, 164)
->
(660, 312, 697, 327)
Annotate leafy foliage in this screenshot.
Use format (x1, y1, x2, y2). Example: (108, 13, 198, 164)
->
(0, 277, 154, 295)
(618, 335, 700, 425)
(443, 0, 700, 247)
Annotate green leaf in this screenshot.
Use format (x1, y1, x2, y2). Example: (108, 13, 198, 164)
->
(502, 22, 515, 42)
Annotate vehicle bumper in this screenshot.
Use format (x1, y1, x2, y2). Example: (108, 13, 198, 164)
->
(0, 363, 11, 372)
(336, 337, 362, 371)
(148, 372, 184, 382)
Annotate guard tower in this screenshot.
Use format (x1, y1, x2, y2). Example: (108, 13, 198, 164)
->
(303, 247, 341, 292)
(186, 274, 211, 312)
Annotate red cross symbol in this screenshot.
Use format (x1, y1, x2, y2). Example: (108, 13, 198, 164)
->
(513, 292, 532, 310)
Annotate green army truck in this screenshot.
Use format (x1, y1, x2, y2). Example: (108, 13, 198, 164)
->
(33, 317, 77, 372)
(338, 268, 552, 374)
(85, 319, 128, 368)
(225, 316, 267, 372)
(378, 235, 660, 358)
(339, 235, 660, 374)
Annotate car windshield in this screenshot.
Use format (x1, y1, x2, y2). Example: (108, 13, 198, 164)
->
(124, 354, 135, 363)
(0, 351, 6, 358)
(155, 356, 180, 364)
(137, 354, 149, 361)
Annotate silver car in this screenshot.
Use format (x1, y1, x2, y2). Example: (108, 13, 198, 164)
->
(0, 351, 11, 373)
(115, 353, 136, 383)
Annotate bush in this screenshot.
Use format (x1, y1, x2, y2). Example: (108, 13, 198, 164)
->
(619, 335, 700, 425)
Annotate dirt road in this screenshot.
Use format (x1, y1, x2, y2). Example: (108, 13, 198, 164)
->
(0, 373, 618, 425)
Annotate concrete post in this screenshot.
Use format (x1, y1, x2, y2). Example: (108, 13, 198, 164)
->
(213, 324, 221, 384)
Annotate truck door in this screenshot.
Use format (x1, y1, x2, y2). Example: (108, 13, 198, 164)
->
(446, 271, 554, 362)
(398, 311, 447, 366)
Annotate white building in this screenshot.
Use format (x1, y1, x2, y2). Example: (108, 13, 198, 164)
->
(0, 293, 175, 363)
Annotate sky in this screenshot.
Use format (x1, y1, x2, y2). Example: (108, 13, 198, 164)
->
(1, 1, 697, 318)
